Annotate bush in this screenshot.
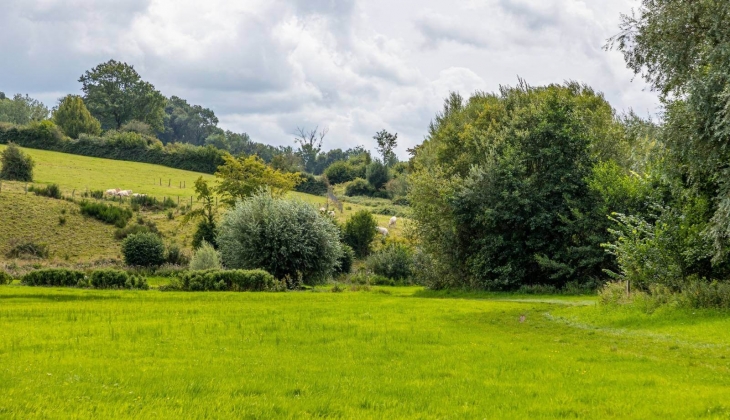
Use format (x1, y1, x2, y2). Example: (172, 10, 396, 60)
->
(678, 280, 730, 309)
(295, 173, 328, 196)
(29, 183, 62, 199)
(166, 242, 190, 266)
(52, 95, 101, 139)
(342, 210, 377, 258)
(366, 160, 391, 190)
(79, 201, 133, 228)
(189, 241, 222, 270)
(83, 189, 105, 199)
(598, 281, 631, 306)
(324, 161, 357, 185)
(344, 178, 375, 197)
(0, 142, 34, 181)
(366, 243, 413, 281)
(0, 271, 12, 285)
(6, 239, 50, 259)
(166, 269, 281, 292)
(130, 195, 177, 211)
(192, 219, 217, 249)
(217, 190, 343, 285)
(114, 221, 159, 240)
(89, 269, 148, 290)
(335, 244, 355, 275)
(21, 269, 86, 287)
(122, 232, 166, 267)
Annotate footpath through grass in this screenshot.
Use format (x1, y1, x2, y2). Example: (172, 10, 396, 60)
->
(1, 286, 730, 419)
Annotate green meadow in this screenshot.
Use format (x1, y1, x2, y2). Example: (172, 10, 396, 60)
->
(1, 286, 729, 419)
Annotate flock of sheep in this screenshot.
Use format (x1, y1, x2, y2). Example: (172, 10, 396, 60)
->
(105, 188, 145, 198)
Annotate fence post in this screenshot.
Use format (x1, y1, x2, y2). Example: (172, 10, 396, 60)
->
(168, 179, 171, 187)
(25, 184, 28, 194)
(159, 178, 162, 186)
(72, 189, 75, 198)
(0, 181, 2, 193)
(190, 196, 193, 208)
(177, 196, 180, 205)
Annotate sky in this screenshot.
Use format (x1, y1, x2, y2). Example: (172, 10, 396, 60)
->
(0, 0, 658, 158)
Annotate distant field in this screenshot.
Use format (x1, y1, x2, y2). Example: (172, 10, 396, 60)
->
(0, 286, 729, 419)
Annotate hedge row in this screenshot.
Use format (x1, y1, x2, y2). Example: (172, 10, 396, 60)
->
(0, 121, 227, 174)
(21, 268, 148, 289)
(163, 269, 283, 292)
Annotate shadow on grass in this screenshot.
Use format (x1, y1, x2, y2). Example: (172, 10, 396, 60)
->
(412, 288, 596, 306)
(0, 293, 122, 302)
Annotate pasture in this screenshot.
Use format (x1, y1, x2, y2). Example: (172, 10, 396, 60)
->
(1, 286, 729, 419)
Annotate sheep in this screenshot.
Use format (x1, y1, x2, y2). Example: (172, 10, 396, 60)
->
(328, 211, 336, 217)
(389, 216, 397, 227)
(319, 207, 327, 213)
(105, 188, 120, 196)
(117, 190, 132, 197)
(376, 226, 389, 236)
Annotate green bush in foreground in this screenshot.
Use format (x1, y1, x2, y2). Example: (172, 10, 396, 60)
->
(164, 269, 281, 292)
(89, 269, 149, 290)
(366, 243, 413, 281)
(342, 210, 377, 258)
(189, 241, 222, 271)
(122, 232, 166, 267)
(0, 142, 34, 181)
(21, 269, 86, 287)
(0, 271, 12, 285)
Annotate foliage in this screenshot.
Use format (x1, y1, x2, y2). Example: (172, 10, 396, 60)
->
(80, 59, 166, 131)
(410, 82, 630, 290)
(366, 243, 413, 281)
(121, 232, 166, 267)
(52, 95, 101, 139)
(165, 242, 190, 266)
(6, 239, 50, 259)
(342, 210, 378, 258)
(0, 271, 11, 285)
(294, 172, 327, 196)
(29, 183, 62, 199)
(189, 241, 222, 271)
(0, 143, 34, 181)
(217, 190, 343, 285)
(0, 93, 49, 125)
(79, 201, 133, 228)
(114, 223, 158, 240)
(335, 244, 355, 275)
(89, 269, 149, 290)
(182, 177, 218, 248)
(130, 194, 176, 211)
(159, 96, 221, 145)
(21, 269, 86, 287)
(215, 155, 300, 206)
(324, 160, 357, 185)
(366, 160, 391, 190)
(165, 269, 281, 292)
(344, 178, 375, 197)
(374, 129, 399, 167)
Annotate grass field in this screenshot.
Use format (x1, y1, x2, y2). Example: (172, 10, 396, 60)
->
(1, 286, 729, 419)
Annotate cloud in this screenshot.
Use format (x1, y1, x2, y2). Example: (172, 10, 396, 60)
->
(0, 0, 659, 158)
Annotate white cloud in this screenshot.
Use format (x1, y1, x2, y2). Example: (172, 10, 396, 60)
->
(0, 0, 659, 158)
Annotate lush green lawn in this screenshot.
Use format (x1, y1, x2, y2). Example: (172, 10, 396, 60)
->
(1, 286, 729, 419)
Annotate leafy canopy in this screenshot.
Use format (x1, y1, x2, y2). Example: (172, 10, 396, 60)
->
(0, 143, 34, 182)
(215, 155, 300, 206)
(52, 95, 101, 139)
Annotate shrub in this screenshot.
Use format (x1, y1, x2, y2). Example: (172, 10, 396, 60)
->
(89, 269, 148, 290)
(83, 189, 104, 199)
(189, 241, 222, 270)
(342, 210, 377, 258)
(192, 219, 217, 249)
(0, 271, 12, 285)
(366, 160, 391, 190)
(335, 244, 355, 275)
(130, 195, 177, 211)
(217, 189, 343, 285)
(122, 232, 166, 267)
(324, 161, 357, 185)
(366, 243, 413, 281)
(678, 280, 730, 309)
(79, 201, 133, 228)
(598, 281, 631, 306)
(6, 239, 50, 259)
(295, 173, 328, 195)
(29, 183, 62, 199)
(166, 269, 281, 292)
(345, 178, 375, 197)
(0, 143, 34, 181)
(52, 95, 101, 139)
(166, 242, 190, 266)
(21, 269, 86, 287)
(114, 221, 159, 240)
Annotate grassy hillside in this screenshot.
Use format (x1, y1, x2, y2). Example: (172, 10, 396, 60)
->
(1, 287, 729, 418)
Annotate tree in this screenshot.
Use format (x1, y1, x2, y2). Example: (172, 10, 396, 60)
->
(215, 155, 300, 206)
(121, 232, 166, 267)
(0, 143, 34, 181)
(0, 93, 49, 125)
(217, 190, 343, 285)
(79, 60, 166, 131)
(374, 129, 398, 167)
(294, 126, 327, 173)
(366, 160, 390, 190)
(52, 95, 101, 138)
(182, 177, 218, 248)
(342, 210, 378, 258)
(159, 96, 221, 145)
(324, 160, 357, 185)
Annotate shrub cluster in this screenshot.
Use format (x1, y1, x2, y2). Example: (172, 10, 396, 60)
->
(164, 269, 282, 292)
(29, 183, 62, 199)
(21, 268, 148, 289)
(130, 195, 177, 211)
(345, 178, 375, 197)
(79, 200, 133, 228)
(0, 142, 34, 181)
(114, 221, 159, 240)
(6, 239, 50, 259)
(294, 173, 327, 196)
(189, 241, 222, 270)
(0, 271, 12, 285)
(366, 243, 413, 281)
(342, 210, 377, 258)
(0, 121, 227, 174)
(121, 232, 166, 267)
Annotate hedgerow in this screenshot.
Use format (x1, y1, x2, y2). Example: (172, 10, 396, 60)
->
(79, 201, 133, 228)
(163, 269, 282, 292)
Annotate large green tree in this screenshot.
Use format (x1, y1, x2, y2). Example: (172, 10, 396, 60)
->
(409, 82, 630, 290)
(0, 93, 49, 125)
(374, 130, 398, 167)
(52, 95, 101, 138)
(215, 155, 300, 206)
(79, 60, 165, 131)
(159, 96, 221, 145)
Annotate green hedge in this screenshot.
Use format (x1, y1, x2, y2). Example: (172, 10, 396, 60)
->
(0, 121, 227, 174)
(165, 269, 282, 292)
(295, 173, 328, 196)
(0, 271, 12, 285)
(20, 268, 148, 289)
(79, 201, 133, 228)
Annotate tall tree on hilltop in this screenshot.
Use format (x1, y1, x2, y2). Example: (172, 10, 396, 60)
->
(374, 129, 398, 167)
(79, 60, 165, 131)
(294, 126, 327, 174)
(52, 95, 101, 138)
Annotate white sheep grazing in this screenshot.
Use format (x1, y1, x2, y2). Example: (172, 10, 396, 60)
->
(117, 190, 132, 197)
(389, 216, 397, 227)
(328, 210, 336, 217)
(376, 226, 389, 236)
(105, 188, 119, 196)
(319, 207, 327, 213)
(132, 193, 146, 198)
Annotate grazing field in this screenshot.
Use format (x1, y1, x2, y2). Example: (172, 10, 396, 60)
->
(1, 286, 729, 419)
